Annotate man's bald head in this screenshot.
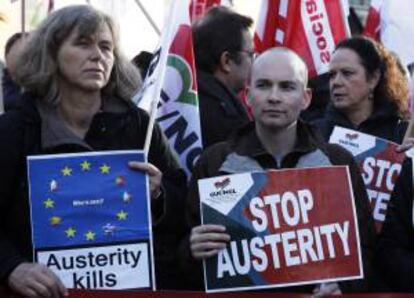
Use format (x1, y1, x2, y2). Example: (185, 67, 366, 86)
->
(251, 48, 309, 88)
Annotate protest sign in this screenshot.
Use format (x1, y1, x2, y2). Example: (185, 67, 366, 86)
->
(27, 150, 154, 290)
(199, 167, 362, 293)
(329, 126, 406, 232)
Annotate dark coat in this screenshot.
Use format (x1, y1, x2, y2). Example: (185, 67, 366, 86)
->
(312, 102, 408, 143)
(376, 157, 414, 292)
(0, 93, 187, 289)
(179, 121, 376, 293)
(197, 71, 251, 148)
(1, 69, 22, 112)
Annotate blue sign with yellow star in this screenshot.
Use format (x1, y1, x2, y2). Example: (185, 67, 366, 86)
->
(27, 150, 151, 249)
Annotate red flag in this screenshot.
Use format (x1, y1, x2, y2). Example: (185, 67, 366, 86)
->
(254, 0, 350, 77)
(363, 0, 414, 67)
(189, 0, 232, 22)
(363, 0, 381, 41)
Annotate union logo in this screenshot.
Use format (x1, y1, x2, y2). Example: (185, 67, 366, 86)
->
(214, 177, 231, 190)
(345, 133, 359, 141)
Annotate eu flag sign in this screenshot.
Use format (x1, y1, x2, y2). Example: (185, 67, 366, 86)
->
(27, 150, 154, 290)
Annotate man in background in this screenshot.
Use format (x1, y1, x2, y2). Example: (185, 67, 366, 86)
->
(192, 6, 252, 148)
(2, 32, 27, 112)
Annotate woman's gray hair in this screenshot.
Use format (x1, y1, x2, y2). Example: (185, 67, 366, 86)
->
(15, 5, 141, 103)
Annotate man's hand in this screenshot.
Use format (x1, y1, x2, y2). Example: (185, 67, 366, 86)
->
(312, 282, 341, 298)
(190, 224, 230, 259)
(8, 263, 68, 298)
(128, 161, 162, 200)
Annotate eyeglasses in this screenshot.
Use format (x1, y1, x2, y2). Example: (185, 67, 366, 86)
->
(238, 50, 256, 59)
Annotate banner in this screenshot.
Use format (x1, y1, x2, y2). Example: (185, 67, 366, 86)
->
(189, 0, 232, 22)
(254, 0, 350, 77)
(133, 0, 202, 177)
(199, 167, 362, 293)
(363, 0, 414, 67)
(329, 126, 406, 233)
(28, 150, 154, 290)
(363, 0, 381, 41)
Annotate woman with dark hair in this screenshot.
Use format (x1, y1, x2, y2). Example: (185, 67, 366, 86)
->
(313, 36, 410, 146)
(0, 5, 185, 297)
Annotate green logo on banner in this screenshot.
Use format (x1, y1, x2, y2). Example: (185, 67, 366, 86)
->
(167, 55, 198, 107)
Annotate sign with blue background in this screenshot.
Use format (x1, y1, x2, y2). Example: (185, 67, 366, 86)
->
(28, 150, 154, 290)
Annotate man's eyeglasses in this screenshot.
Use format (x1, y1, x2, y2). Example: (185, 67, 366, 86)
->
(238, 50, 256, 59)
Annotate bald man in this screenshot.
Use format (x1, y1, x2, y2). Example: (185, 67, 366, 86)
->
(180, 48, 376, 295)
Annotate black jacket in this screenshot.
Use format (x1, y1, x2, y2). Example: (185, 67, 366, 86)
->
(376, 157, 414, 292)
(179, 121, 376, 293)
(0, 93, 187, 289)
(197, 71, 250, 148)
(313, 102, 408, 143)
(1, 69, 22, 112)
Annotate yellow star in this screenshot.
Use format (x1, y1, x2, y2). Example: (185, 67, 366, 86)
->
(100, 164, 110, 174)
(80, 160, 91, 171)
(65, 227, 76, 238)
(85, 230, 95, 241)
(43, 198, 55, 208)
(117, 210, 128, 220)
(61, 166, 72, 176)
(50, 216, 61, 226)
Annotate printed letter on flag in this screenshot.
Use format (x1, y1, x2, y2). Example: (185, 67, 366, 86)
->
(133, 0, 202, 177)
(254, 0, 350, 77)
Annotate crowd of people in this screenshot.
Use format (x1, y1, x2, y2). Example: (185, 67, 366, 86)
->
(1, 4, 414, 298)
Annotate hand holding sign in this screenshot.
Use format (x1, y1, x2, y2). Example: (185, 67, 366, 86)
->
(396, 137, 414, 153)
(128, 161, 162, 200)
(8, 262, 68, 298)
(312, 282, 341, 298)
(190, 224, 230, 259)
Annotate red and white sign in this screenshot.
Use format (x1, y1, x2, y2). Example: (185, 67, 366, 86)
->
(254, 0, 350, 77)
(329, 126, 406, 233)
(199, 167, 362, 292)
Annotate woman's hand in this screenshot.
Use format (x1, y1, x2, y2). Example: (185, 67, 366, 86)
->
(396, 137, 414, 153)
(8, 262, 68, 298)
(128, 161, 162, 200)
(190, 224, 230, 259)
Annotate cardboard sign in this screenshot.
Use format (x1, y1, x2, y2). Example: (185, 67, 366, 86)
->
(28, 150, 154, 290)
(329, 126, 406, 232)
(199, 166, 362, 293)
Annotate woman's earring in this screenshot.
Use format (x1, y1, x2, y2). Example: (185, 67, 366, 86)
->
(368, 88, 374, 100)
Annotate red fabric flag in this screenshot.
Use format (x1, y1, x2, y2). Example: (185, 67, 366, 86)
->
(189, 0, 232, 22)
(363, 0, 381, 41)
(254, 0, 349, 77)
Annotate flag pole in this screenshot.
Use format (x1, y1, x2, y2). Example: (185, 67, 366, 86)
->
(142, 0, 179, 156)
(21, 0, 26, 35)
(133, 0, 161, 36)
